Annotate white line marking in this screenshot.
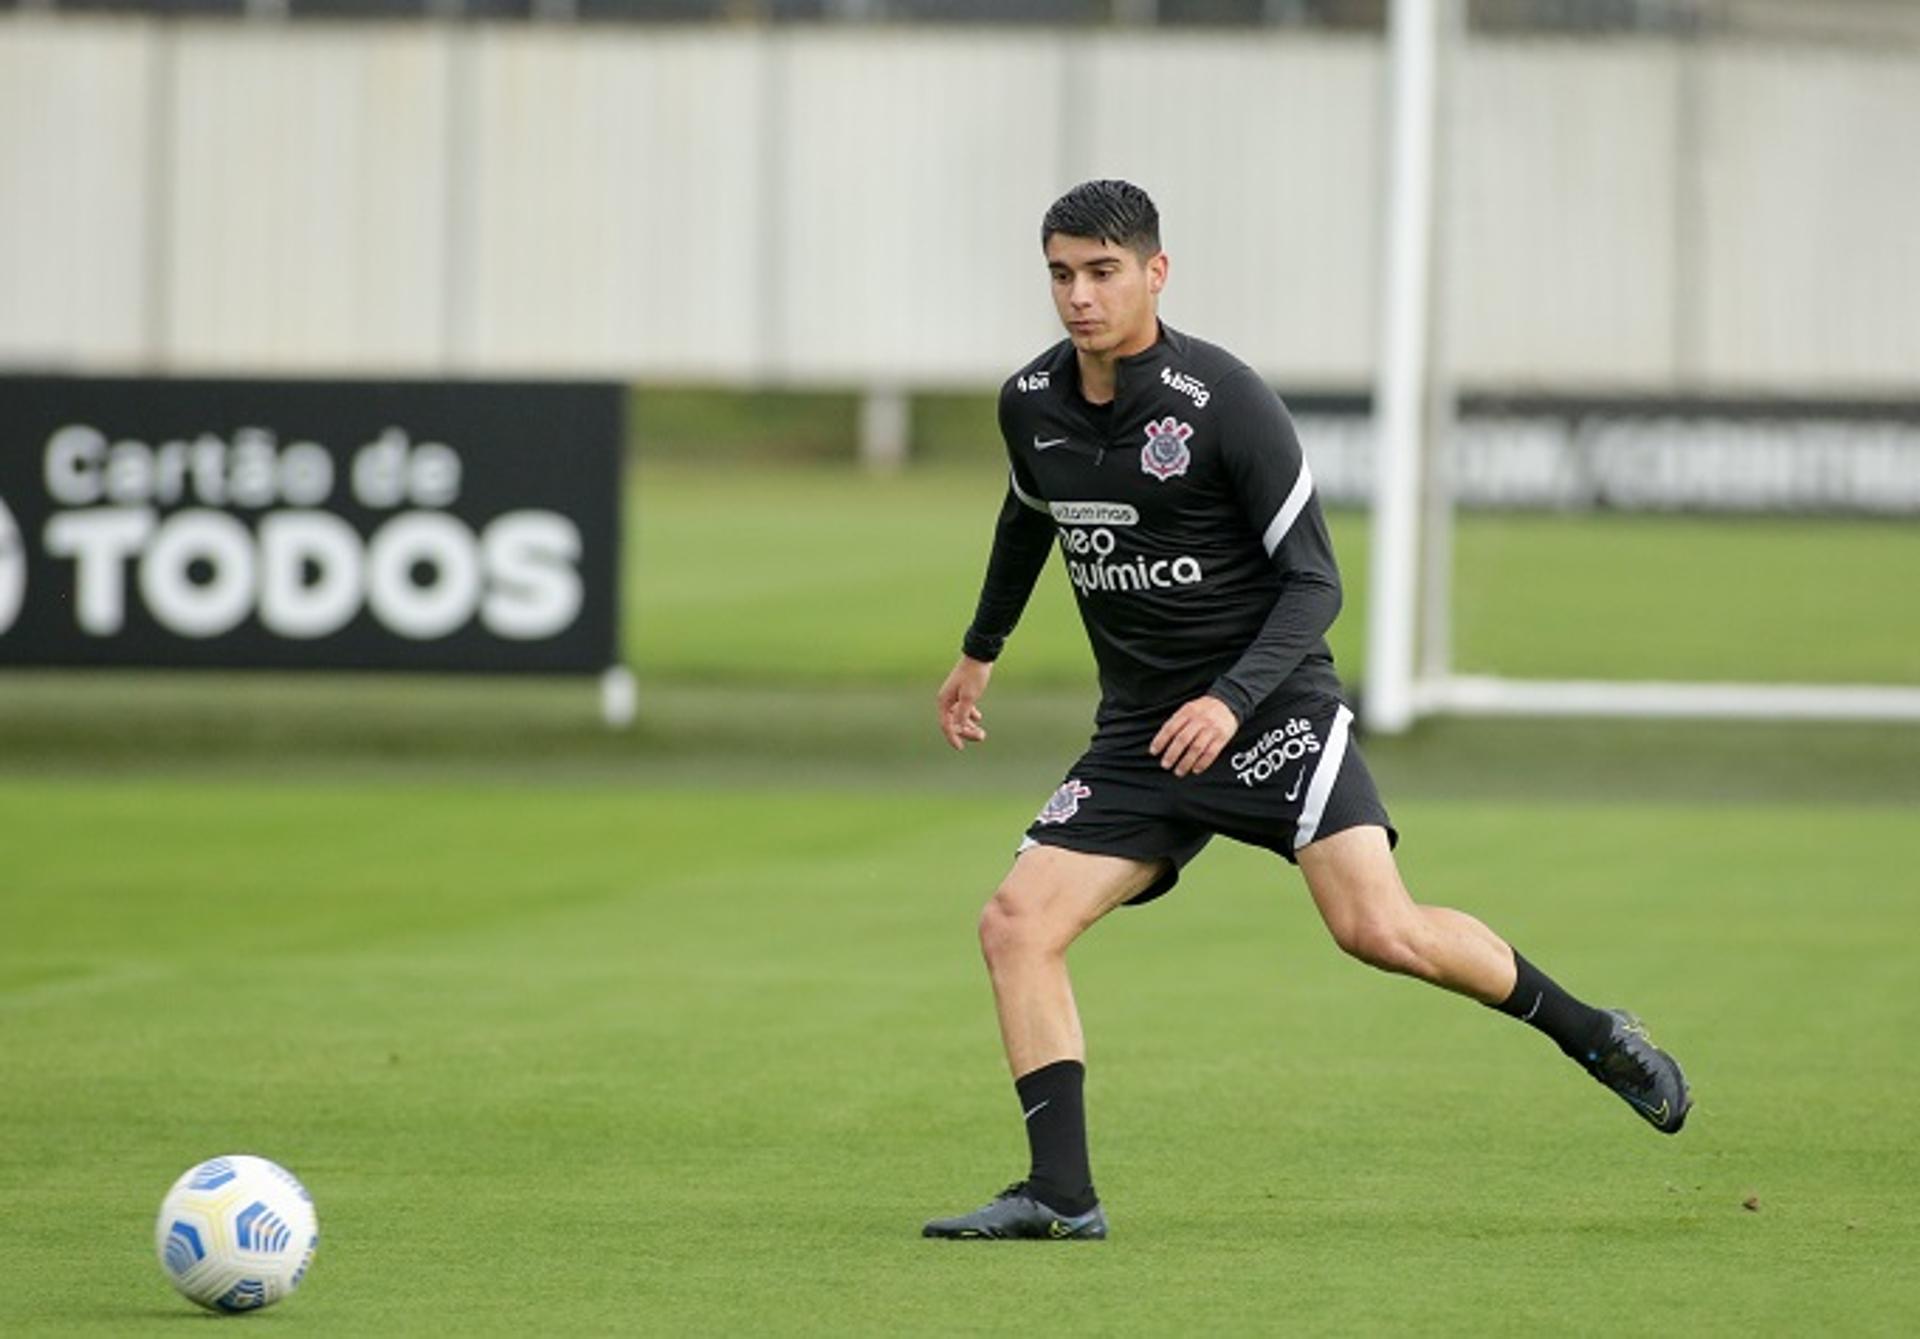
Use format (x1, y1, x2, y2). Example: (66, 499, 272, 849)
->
(1009, 467, 1048, 514)
(1261, 461, 1315, 557)
(1293, 704, 1352, 849)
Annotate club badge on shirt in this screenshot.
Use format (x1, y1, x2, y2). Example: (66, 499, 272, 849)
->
(1140, 417, 1194, 481)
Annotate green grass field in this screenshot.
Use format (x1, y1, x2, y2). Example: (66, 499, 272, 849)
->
(628, 463, 1920, 689)
(4, 462, 1919, 1334)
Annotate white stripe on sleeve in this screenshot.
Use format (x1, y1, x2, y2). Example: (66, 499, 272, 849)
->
(1261, 460, 1315, 557)
(1293, 703, 1353, 850)
(1009, 467, 1048, 514)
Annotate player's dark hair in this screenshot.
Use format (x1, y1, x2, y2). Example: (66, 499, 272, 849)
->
(1041, 180, 1161, 260)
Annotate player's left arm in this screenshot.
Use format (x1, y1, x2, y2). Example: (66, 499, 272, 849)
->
(1151, 369, 1341, 777)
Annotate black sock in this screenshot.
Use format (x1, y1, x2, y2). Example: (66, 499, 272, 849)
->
(1492, 950, 1614, 1063)
(1014, 1059, 1096, 1215)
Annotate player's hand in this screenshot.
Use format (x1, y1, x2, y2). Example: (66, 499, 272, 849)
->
(1150, 696, 1239, 777)
(937, 656, 994, 751)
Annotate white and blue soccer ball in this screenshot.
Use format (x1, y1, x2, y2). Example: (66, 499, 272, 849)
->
(155, 1155, 318, 1314)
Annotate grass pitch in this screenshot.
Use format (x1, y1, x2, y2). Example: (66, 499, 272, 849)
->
(630, 463, 1920, 689)
(3, 779, 1917, 1334)
(3, 462, 1919, 1333)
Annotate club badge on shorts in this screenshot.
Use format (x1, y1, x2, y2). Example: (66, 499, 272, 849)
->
(1036, 778, 1092, 825)
(1140, 416, 1194, 481)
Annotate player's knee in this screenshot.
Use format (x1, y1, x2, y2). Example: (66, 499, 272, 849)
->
(977, 882, 1061, 966)
(1332, 913, 1428, 976)
(977, 886, 1031, 965)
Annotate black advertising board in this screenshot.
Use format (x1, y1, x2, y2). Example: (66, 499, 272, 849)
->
(0, 377, 623, 673)
(1285, 392, 1920, 514)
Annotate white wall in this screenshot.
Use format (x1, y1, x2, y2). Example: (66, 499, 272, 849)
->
(164, 25, 452, 371)
(2, 17, 1916, 393)
(772, 30, 1065, 384)
(460, 28, 768, 378)
(0, 19, 155, 366)
(1697, 42, 1920, 391)
(1075, 34, 1382, 386)
(1449, 39, 1683, 389)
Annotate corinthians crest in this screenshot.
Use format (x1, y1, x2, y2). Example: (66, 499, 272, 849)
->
(1140, 416, 1194, 481)
(1036, 778, 1092, 825)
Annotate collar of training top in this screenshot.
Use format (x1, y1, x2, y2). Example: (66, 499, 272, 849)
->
(1044, 322, 1188, 404)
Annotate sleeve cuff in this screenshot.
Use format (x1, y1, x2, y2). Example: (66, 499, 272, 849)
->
(962, 629, 1005, 663)
(1205, 677, 1254, 724)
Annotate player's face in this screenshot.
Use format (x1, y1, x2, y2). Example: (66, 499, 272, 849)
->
(1045, 234, 1167, 359)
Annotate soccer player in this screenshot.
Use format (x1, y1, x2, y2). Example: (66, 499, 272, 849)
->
(922, 180, 1691, 1242)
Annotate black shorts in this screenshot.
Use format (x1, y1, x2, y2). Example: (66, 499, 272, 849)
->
(1019, 692, 1396, 904)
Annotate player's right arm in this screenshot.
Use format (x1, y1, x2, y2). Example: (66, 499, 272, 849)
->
(942, 386, 1056, 750)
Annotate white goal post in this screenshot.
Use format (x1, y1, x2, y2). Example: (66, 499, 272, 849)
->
(1361, 0, 1920, 733)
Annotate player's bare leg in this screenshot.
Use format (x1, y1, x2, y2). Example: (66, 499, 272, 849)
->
(923, 844, 1163, 1240)
(1295, 825, 1515, 1001)
(1297, 824, 1691, 1132)
(978, 844, 1165, 1075)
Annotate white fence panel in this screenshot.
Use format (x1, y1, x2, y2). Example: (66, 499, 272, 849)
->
(1076, 34, 1381, 386)
(164, 24, 450, 372)
(462, 29, 767, 379)
(2, 19, 1917, 392)
(1698, 43, 1920, 390)
(775, 30, 1064, 384)
(0, 19, 154, 368)
(1450, 39, 1682, 388)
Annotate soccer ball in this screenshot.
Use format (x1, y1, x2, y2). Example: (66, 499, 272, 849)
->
(155, 1155, 319, 1313)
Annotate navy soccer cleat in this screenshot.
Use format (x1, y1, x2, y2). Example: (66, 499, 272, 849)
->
(1586, 1008, 1692, 1133)
(921, 1183, 1109, 1240)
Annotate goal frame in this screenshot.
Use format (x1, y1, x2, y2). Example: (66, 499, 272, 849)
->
(1361, 0, 1920, 732)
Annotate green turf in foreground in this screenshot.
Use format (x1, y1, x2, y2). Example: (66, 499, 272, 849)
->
(3, 780, 1916, 1335)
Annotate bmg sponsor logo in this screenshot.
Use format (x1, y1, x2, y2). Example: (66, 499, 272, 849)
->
(1159, 365, 1210, 408)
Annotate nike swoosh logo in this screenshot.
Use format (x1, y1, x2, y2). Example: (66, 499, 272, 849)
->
(1284, 770, 1307, 802)
(1023, 1100, 1050, 1121)
(1628, 1096, 1670, 1122)
(1033, 437, 1068, 451)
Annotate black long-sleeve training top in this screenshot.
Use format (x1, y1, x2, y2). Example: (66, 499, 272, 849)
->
(962, 323, 1345, 733)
